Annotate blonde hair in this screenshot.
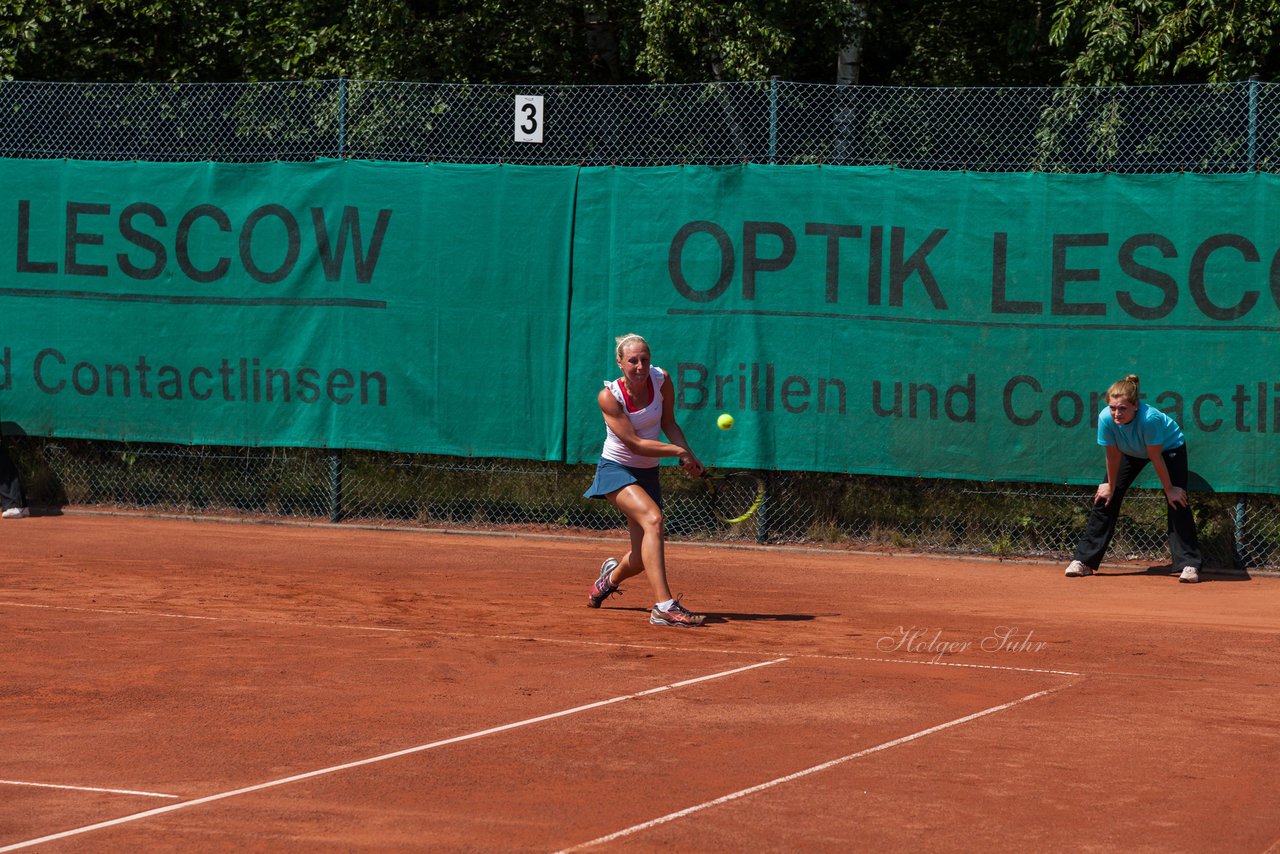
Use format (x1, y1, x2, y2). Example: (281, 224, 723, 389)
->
(614, 333, 649, 361)
(1107, 374, 1140, 404)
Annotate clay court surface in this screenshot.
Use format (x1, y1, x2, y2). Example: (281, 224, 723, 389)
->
(2, 514, 1279, 852)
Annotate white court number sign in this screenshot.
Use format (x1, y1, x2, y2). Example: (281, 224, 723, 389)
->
(514, 95, 544, 144)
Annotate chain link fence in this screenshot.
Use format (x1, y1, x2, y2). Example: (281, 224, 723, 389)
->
(7, 438, 1276, 571)
(3, 77, 1279, 570)
(2, 78, 1277, 170)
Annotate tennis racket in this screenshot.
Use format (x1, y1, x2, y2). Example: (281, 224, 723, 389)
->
(702, 470, 765, 524)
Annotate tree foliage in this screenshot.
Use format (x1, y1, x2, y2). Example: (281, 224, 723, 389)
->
(0, 1, 247, 81)
(1051, 0, 1280, 84)
(0, 1, 639, 83)
(2, 0, 1276, 86)
(633, 0, 854, 82)
(861, 0, 1063, 85)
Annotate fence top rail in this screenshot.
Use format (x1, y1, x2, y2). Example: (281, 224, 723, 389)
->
(0, 77, 1275, 89)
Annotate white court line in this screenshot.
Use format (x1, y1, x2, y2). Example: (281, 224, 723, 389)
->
(0, 601, 1079, 676)
(0, 601, 404, 635)
(0, 780, 179, 799)
(557, 682, 1076, 853)
(489, 635, 1084, 677)
(0, 658, 785, 852)
(469, 631, 1082, 677)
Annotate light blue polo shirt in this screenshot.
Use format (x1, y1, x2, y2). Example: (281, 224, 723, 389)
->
(1097, 402, 1185, 457)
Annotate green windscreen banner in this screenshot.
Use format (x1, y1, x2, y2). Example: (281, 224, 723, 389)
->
(0, 160, 577, 459)
(567, 165, 1280, 494)
(4, 160, 1279, 492)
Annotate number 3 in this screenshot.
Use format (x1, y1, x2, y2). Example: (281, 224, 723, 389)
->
(520, 102, 538, 135)
(514, 95, 544, 143)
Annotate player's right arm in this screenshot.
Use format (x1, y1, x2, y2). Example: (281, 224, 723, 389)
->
(1095, 445, 1122, 505)
(598, 387, 693, 464)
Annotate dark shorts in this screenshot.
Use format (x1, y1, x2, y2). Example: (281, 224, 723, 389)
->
(584, 459, 662, 508)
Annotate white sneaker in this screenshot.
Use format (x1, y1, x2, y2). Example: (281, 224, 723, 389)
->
(1064, 560, 1093, 577)
(1178, 566, 1200, 584)
(2, 507, 30, 519)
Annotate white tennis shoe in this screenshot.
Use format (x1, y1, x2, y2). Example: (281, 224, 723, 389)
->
(2, 507, 29, 519)
(1178, 566, 1200, 584)
(1064, 560, 1092, 577)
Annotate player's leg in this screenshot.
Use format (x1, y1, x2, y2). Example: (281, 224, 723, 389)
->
(603, 477, 703, 626)
(0, 446, 28, 517)
(1070, 453, 1145, 573)
(608, 483, 673, 603)
(587, 510, 655, 607)
(586, 461, 649, 607)
(611, 515, 648, 583)
(1162, 446, 1202, 582)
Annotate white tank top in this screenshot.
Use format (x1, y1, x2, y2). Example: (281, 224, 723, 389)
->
(600, 366, 666, 469)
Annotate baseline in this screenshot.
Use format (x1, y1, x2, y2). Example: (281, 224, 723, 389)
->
(0, 781, 179, 799)
(0, 601, 410, 635)
(0, 600, 1081, 678)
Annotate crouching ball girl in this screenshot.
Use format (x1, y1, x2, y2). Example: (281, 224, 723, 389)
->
(584, 334, 707, 626)
(1065, 374, 1203, 583)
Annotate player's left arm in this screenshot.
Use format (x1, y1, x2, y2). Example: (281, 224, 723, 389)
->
(657, 371, 703, 476)
(1146, 445, 1187, 508)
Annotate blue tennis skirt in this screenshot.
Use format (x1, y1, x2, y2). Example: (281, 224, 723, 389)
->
(584, 459, 662, 508)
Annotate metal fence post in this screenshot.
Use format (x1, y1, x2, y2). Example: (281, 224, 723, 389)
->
(768, 75, 779, 164)
(329, 449, 344, 523)
(1248, 76, 1259, 171)
(338, 76, 349, 159)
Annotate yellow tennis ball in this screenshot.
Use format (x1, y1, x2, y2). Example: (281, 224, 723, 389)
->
(717, 413, 734, 430)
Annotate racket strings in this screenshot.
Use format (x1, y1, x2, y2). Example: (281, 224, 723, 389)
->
(709, 474, 765, 524)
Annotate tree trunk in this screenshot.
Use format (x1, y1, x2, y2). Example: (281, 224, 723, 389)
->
(837, 1, 867, 85)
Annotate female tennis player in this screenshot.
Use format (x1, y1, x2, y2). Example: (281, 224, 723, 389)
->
(1064, 374, 1203, 583)
(584, 333, 707, 626)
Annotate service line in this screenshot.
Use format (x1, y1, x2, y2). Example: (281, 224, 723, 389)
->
(558, 681, 1078, 852)
(0, 658, 786, 852)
